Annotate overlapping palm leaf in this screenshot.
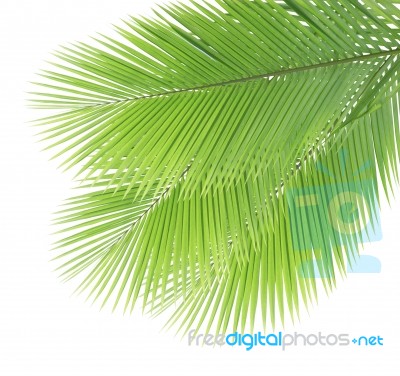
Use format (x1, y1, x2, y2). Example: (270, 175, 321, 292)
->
(32, 0, 400, 332)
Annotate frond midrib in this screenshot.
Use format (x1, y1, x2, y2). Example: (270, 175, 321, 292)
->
(89, 47, 400, 108)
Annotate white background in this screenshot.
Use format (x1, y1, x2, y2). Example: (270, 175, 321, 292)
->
(1, 1, 400, 375)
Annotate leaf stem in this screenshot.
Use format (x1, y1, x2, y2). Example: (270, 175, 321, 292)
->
(94, 47, 400, 106)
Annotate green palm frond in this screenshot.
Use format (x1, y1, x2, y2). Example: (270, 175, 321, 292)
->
(32, 0, 400, 333)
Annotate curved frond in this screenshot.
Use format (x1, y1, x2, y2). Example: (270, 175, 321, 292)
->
(33, 0, 400, 333)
